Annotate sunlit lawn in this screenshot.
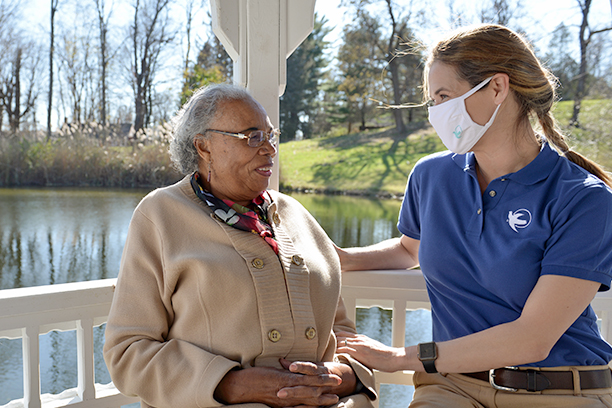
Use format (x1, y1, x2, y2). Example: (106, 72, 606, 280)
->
(279, 99, 612, 196)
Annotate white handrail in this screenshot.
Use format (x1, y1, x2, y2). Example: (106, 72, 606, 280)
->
(2, 271, 612, 407)
(0, 279, 139, 408)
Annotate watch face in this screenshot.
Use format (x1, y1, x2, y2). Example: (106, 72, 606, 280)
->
(419, 342, 436, 359)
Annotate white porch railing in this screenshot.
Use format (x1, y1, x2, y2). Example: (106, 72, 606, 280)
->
(0, 279, 139, 408)
(2, 270, 612, 407)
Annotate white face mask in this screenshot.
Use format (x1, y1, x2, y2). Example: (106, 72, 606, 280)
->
(428, 76, 500, 154)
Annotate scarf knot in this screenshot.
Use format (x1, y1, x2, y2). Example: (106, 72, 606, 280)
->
(191, 172, 279, 254)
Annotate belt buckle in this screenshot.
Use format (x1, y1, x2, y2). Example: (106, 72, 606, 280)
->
(489, 367, 519, 392)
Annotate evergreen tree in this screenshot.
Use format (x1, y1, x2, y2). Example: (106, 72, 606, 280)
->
(279, 14, 330, 141)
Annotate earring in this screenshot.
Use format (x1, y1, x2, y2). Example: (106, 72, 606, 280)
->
(207, 161, 211, 183)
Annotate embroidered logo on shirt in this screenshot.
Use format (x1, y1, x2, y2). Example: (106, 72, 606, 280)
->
(507, 209, 532, 233)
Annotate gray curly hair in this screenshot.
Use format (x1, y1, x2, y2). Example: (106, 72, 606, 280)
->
(169, 83, 254, 174)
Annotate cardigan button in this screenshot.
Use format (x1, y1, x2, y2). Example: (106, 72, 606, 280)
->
(291, 255, 303, 266)
(273, 213, 281, 224)
(305, 327, 317, 340)
(252, 258, 265, 269)
(268, 329, 281, 342)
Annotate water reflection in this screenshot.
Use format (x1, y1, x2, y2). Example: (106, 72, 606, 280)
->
(0, 188, 429, 407)
(0, 188, 146, 289)
(289, 193, 403, 247)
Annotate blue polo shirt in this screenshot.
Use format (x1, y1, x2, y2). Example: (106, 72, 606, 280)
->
(398, 142, 612, 367)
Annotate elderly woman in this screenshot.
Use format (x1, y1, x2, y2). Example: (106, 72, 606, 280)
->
(103, 84, 376, 408)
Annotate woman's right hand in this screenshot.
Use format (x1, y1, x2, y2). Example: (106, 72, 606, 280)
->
(336, 332, 407, 373)
(214, 364, 342, 407)
(333, 236, 419, 272)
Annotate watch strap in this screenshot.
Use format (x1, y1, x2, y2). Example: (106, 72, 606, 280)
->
(422, 358, 437, 374)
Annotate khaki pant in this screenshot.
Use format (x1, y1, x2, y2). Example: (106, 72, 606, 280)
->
(410, 367, 612, 408)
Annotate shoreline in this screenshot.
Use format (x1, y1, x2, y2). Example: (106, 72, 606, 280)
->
(0, 182, 405, 200)
(280, 185, 404, 200)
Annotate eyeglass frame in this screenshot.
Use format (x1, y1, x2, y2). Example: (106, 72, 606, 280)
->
(204, 128, 279, 147)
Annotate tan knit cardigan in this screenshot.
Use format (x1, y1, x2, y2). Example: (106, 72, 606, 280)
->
(103, 176, 376, 408)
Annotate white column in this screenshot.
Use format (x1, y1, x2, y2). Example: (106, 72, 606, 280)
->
(22, 326, 41, 408)
(209, 0, 316, 191)
(76, 318, 96, 402)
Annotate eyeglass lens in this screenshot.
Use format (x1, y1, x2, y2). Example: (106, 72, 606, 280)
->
(248, 130, 276, 147)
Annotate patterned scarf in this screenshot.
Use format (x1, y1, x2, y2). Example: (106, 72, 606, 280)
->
(190, 172, 279, 254)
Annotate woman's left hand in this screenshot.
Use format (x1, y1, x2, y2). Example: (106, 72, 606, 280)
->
(279, 358, 357, 400)
(336, 332, 406, 373)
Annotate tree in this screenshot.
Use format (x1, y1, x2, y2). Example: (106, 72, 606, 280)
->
(0, 0, 20, 131)
(395, 33, 424, 123)
(545, 23, 580, 100)
(342, 0, 418, 134)
(570, 0, 612, 126)
(182, 0, 196, 74)
(58, 25, 94, 125)
(336, 20, 384, 133)
(180, 64, 225, 106)
(47, 0, 59, 139)
(1, 44, 40, 132)
(279, 14, 330, 140)
(478, 0, 524, 28)
(128, 0, 174, 133)
(94, 0, 111, 126)
(180, 20, 232, 106)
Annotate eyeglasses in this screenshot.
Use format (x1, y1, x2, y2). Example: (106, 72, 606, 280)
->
(205, 128, 279, 147)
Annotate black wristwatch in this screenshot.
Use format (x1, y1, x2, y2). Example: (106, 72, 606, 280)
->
(417, 342, 438, 373)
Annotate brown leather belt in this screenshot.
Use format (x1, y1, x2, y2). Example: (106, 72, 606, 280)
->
(463, 368, 612, 392)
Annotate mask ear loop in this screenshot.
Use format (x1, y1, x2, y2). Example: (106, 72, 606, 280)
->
(461, 76, 495, 100)
(427, 76, 494, 115)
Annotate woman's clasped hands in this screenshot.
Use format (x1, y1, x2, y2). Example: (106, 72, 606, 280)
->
(214, 358, 357, 408)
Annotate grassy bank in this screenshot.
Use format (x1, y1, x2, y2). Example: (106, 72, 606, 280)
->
(279, 123, 443, 197)
(279, 99, 612, 196)
(552, 99, 612, 170)
(1, 100, 610, 193)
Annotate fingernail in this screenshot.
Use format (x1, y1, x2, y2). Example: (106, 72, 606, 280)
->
(277, 390, 287, 398)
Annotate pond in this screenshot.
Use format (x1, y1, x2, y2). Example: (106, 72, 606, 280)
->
(0, 187, 431, 407)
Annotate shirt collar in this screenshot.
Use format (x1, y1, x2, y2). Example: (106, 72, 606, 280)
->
(452, 140, 560, 185)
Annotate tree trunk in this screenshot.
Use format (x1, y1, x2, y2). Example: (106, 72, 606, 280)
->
(131, 0, 170, 134)
(383, 0, 406, 134)
(47, 0, 59, 140)
(184, 0, 193, 74)
(571, 0, 591, 127)
(388, 57, 406, 134)
(95, 0, 108, 127)
(9, 48, 22, 133)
